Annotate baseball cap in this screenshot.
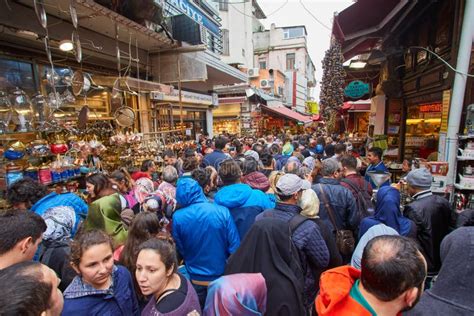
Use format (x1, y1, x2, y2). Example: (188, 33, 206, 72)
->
(276, 174, 311, 196)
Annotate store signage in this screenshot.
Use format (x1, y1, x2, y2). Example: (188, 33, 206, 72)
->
(420, 103, 442, 112)
(306, 101, 319, 114)
(440, 90, 451, 133)
(344, 81, 370, 99)
(167, 0, 221, 35)
(151, 90, 212, 105)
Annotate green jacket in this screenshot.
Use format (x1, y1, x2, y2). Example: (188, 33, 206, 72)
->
(83, 193, 128, 245)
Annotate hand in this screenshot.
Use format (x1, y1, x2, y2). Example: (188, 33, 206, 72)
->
(187, 310, 200, 316)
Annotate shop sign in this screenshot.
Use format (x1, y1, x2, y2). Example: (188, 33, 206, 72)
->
(306, 101, 319, 114)
(440, 90, 451, 133)
(151, 90, 212, 105)
(344, 81, 370, 99)
(167, 0, 221, 35)
(419, 103, 442, 112)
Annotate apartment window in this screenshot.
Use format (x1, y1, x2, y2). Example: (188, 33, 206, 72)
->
(286, 53, 295, 70)
(242, 48, 245, 57)
(222, 29, 229, 55)
(259, 58, 266, 69)
(219, 0, 228, 11)
(283, 27, 305, 39)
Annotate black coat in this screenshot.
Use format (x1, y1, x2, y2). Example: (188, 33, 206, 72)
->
(404, 193, 453, 273)
(38, 240, 77, 292)
(225, 217, 307, 316)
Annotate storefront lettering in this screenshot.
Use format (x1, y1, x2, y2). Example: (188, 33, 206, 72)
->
(419, 103, 442, 112)
(344, 80, 370, 99)
(167, 0, 220, 35)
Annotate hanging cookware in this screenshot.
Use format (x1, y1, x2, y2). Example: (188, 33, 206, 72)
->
(78, 105, 89, 130)
(72, 31, 82, 63)
(71, 71, 99, 96)
(32, 92, 47, 125)
(70, 1, 78, 29)
(114, 106, 135, 127)
(44, 37, 53, 66)
(0, 90, 12, 133)
(34, 0, 47, 29)
(50, 138, 69, 155)
(4, 141, 26, 160)
(10, 88, 34, 132)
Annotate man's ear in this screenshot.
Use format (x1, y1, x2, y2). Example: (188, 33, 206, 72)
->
(19, 236, 33, 254)
(404, 287, 420, 308)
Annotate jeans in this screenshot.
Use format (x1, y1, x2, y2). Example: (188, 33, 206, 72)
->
(191, 283, 208, 309)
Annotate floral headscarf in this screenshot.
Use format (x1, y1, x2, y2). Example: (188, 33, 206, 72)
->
(42, 206, 76, 242)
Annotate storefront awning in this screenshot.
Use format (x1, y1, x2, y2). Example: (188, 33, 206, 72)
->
(261, 105, 313, 124)
(343, 101, 371, 112)
(333, 0, 412, 59)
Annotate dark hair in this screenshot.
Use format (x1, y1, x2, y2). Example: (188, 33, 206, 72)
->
(110, 168, 134, 191)
(260, 153, 274, 167)
(218, 159, 242, 185)
(335, 143, 347, 155)
(232, 139, 243, 154)
(138, 238, 178, 274)
(163, 149, 176, 159)
(85, 173, 111, 197)
(214, 136, 229, 150)
(182, 156, 198, 173)
(368, 147, 383, 160)
(269, 143, 281, 155)
(141, 159, 155, 172)
(191, 168, 212, 189)
(252, 144, 264, 156)
(341, 154, 358, 171)
(324, 144, 335, 157)
(184, 148, 196, 158)
(0, 261, 52, 316)
(0, 210, 46, 255)
(242, 156, 258, 176)
(361, 235, 426, 301)
(70, 230, 114, 267)
(6, 178, 48, 207)
(120, 213, 162, 299)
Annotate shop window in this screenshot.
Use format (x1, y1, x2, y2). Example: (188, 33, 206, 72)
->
(0, 58, 36, 95)
(286, 53, 295, 70)
(222, 29, 230, 56)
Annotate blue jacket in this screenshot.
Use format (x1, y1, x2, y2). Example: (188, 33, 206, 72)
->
(62, 265, 139, 316)
(273, 154, 290, 171)
(214, 184, 275, 239)
(201, 150, 229, 169)
(312, 178, 359, 234)
(173, 178, 240, 281)
(364, 161, 390, 188)
(31, 192, 88, 236)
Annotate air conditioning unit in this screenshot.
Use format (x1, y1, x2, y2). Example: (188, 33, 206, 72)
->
(150, 91, 164, 100)
(248, 68, 259, 78)
(260, 79, 269, 88)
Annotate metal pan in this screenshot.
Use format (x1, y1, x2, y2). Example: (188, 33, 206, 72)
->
(114, 106, 135, 127)
(69, 1, 78, 29)
(34, 0, 47, 29)
(72, 31, 82, 63)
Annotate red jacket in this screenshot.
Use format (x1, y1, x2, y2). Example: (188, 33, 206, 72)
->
(316, 266, 371, 316)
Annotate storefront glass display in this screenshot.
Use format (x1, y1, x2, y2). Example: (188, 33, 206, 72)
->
(405, 103, 441, 160)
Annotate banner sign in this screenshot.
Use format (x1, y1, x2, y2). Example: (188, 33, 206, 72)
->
(344, 80, 370, 99)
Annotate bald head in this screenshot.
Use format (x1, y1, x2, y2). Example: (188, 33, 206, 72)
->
(361, 235, 427, 302)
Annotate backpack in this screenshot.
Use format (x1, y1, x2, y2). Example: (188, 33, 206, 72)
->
(341, 178, 374, 218)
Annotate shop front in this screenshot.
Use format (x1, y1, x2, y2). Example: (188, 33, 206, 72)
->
(213, 96, 246, 135)
(259, 105, 313, 135)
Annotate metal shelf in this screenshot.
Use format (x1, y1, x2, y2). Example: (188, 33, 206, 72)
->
(457, 156, 474, 161)
(454, 183, 474, 190)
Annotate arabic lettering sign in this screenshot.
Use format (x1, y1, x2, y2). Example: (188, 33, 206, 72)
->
(344, 80, 370, 99)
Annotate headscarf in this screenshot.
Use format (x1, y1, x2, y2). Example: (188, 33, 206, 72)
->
(287, 156, 302, 168)
(299, 189, 320, 219)
(302, 156, 316, 171)
(359, 186, 412, 237)
(42, 206, 76, 242)
(144, 190, 177, 220)
(204, 273, 267, 316)
(282, 142, 294, 156)
(134, 177, 155, 204)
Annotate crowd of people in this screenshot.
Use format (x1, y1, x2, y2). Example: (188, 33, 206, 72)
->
(0, 132, 473, 316)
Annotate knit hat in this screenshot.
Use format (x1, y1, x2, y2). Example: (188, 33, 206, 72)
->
(406, 168, 432, 189)
(299, 189, 320, 218)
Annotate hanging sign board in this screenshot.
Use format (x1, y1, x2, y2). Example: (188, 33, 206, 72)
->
(440, 90, 451, 133)
(344, 81, 370, 99)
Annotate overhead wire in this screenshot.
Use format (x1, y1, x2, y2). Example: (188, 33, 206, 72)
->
(229, 0, 289, 18)
(299, 0, 332, 31)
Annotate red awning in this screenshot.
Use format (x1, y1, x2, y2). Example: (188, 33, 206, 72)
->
(342, 101, 371, 112)
(312, 114, 321, 121)
(333, 0, 411, 59)
(261, 105, 312, 124)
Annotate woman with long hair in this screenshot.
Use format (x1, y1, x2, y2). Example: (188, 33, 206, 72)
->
(117, 212, 163, 305)
(83, 173, 128, 245)
(136, 238, 201, 315)
(62, 230, 139, 315)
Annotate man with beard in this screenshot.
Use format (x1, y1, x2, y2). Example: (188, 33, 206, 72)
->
(316, 235, 427, 316)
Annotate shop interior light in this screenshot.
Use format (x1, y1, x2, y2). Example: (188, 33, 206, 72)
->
(349, 60, 367, 69)
(59, 40, 74, 52)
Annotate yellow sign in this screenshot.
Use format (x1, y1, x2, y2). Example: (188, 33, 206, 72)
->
(440, 90, 451, 133)
(306, 101, 319, 114)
